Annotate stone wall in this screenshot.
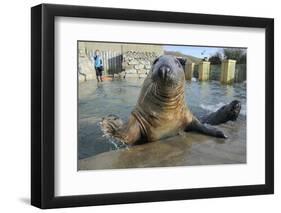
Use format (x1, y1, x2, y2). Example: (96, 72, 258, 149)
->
(80, 42, 164, 57)
(78, 41, 164, 81)
(121, 44, 164, 56)
(114, 51, 161, 79)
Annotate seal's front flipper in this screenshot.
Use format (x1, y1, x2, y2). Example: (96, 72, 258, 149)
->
(186, 117, 227, 138)
(100, 115, 141, 145)
(100, 114, 124, 137)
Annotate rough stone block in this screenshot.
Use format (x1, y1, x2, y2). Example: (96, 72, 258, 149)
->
(113, 73, 120, 78)
(125, 69, 137, 74)
(134, 64, 145, 70)
(139, 74, 148, 78)
(128, 60, 138, 65)
(120, 71, 126, 79)
(145, 64, 151, 70)
(125, 73, 139, 78)
(137, 69, 147, 74)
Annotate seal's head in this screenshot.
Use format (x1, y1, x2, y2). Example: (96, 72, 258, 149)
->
(228, 100, 241, 121)
(151, 55, 185, 89)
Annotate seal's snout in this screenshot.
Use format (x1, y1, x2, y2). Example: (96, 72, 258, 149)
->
(158, 65, 171, 80)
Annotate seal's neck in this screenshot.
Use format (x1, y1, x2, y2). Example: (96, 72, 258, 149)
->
(155, 82, 184, 96)
(150, 83, 185, 109)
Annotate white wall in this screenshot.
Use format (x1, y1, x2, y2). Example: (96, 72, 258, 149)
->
(0, 0, 279, 212)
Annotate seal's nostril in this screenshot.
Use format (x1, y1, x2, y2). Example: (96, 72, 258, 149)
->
(161, 66, 170, 73)
(158, 65, 171, 79)
(166, 67, 171, 73)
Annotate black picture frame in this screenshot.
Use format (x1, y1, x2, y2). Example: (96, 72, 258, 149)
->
(31, 3, 274, 209)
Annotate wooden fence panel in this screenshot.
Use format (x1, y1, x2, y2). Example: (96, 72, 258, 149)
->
(99, 50, 122, 75)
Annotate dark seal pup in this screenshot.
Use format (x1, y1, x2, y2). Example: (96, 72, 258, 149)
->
(101, 55, 227, 145)
(201, 100, 241, 125)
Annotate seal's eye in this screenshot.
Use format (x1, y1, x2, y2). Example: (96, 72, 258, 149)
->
(151, 57, 160, 72)
(175, 59, 182, 68)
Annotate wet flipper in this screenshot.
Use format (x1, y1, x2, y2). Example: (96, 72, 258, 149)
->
(186, 117, 227, 138)
(200, 100, 241, 125)
(100, 114, 128, 148)
(100, 114, 124, 137)
(100, 114, 141, 145)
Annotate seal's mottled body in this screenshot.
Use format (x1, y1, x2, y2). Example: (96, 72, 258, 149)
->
(101, 55, 227, 145)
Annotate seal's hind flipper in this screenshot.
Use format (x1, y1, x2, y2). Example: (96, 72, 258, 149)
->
(100, 114, 124, 138)
(186, 117, 227, 138)
(200, 100, 241, 125)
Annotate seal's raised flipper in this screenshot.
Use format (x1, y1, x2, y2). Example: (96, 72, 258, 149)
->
(200, 100, 241, 125)
(100, 115, 141, 145)
(186, 117, 227, 138)
(100, 114, 124, 137)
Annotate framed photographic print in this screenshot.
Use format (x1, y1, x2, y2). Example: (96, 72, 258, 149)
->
(31, 3, 274, 209)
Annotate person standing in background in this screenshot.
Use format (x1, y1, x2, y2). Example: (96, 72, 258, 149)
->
(91, 50, 103, 82)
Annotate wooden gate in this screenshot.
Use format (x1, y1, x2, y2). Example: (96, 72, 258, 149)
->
(100, 51, 122, 75)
